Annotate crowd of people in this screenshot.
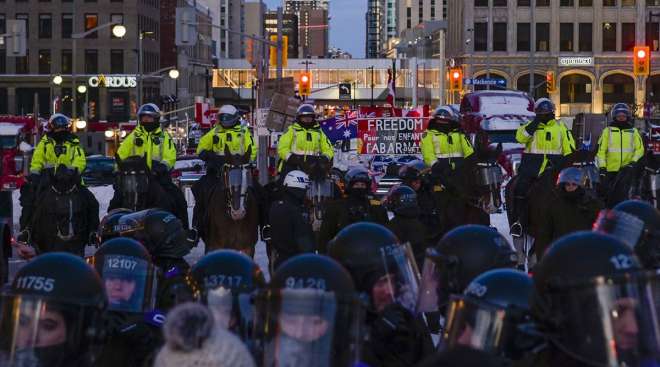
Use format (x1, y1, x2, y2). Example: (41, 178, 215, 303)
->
(1, 96, 660, 367)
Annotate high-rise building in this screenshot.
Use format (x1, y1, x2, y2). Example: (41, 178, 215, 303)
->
(244, 0, 266, 58)
(284, 0, 329, 13)
(366, 0, 384, 58)
(284, 0, 328, 58)
(397, 0, 443, 33)
(219, 0, 245, 58)
(264, 12, 299, 58)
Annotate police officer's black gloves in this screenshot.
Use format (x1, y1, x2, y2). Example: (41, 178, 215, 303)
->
(198, 150, 213, 162)
(287, 154, 304, 167)
(151, 161, 170, 176)
(371, 303, 423, 366)
(525, 118, 542, 136)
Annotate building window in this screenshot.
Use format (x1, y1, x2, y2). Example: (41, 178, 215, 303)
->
(475, 0, 488, 6)
(647, 23, 659, 51)
(85, 49, 98, 74)
(0, 50, 5, 74)
(406, 7, 411, 28)
(0, 14, 5, 36)
(580, 0, 593, 4)
(84, 14, 98, 39)
(518, 0, 530, 5)
(517, 23, 530, 51)
(474, 22, 487, 51)
(579, 23, 593, 52)
(622, 23, 635, 51)
(494, 0, 507, 6)
(61, 49, 72, 74)
(110, 49, 123, 73)
(15, 51, 29, 74)
(602, 23, 617, 52)
(603, 0, 616, 5)
(537, 0, 550, 5)
(38, 14, 52, 39)
(418, 0, 423, 21)
(536, 23, 550, 51)
(493, 23, 507, 51)
(111, 14, 123, 39)
(560, 0, 574, 5)
(38, 49, 50, 74)
(16, 14, 28, 39)
(560, 23, 574, 52)
(62, 14, 72, 39)
(622, 0, 635, 5)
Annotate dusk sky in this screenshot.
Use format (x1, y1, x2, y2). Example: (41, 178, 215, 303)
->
(261, 0, 367, 58)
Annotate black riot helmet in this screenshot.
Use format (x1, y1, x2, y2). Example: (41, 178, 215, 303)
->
(254, 254, 363, 367)
(594, 200, 660, 269)
(386, 185, 419, 217)
(531, 231, 660, 367)
(417, 225, 518, 313)
(156, 267, 200, 313)
(398, 160, 425, 181)
(0, 252, 107, 367)
(443, 269, 535, 361)
(328, 222, 420, 313)
(296, 104, 317, 128)
(96, 208, 133, 245)
(89, 238, 158, 313)
(113, 209, 193, 262)
(191, 250, 265, 340)
(344, 167, 371, 196)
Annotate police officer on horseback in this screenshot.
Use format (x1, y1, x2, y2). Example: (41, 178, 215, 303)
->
(193, 104, 257, 236)
(277, 104, 334, 175)
(512, 98, 575, 236)
(420, 105, 473, 171)
(113, 103, 189, 228)
(18, 113, 99, 254)
(596, 103, 645, 206)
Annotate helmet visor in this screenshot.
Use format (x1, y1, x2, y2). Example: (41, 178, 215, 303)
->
(253, 289, 364, 367)
(218, 113, 240, 128)
(443, 295, 524, 358)
(207, 288, 256, 342)
(100, 255, 157, 312)
(0, 295, 100, 367)
(549, 271, 660, 367)
(306, 179, 335, 200)
(593, 209, 645, 250)
(368, 242, 420, 313)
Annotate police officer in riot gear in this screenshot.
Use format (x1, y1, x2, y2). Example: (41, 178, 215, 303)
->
(530, 231, 660, 367)
(512, 98, 575, 235)
(594, 199, 660, 269)
(95, 208, 134, 245)
(253, 254, 364, 367)
(277, 104, 334, 175)
(328, 222, 432, 366)
(111, 103, 189, 228)
(385, 185, 429, 265)
(191, 249, 266, 343)
(318, 167, 388, 252)
(0, 253, 107, 367)
(268, 170, 316, 269)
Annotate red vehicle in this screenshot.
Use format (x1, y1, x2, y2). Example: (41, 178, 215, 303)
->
(0, 115, 36, 191)
(459, 90, 535, 177)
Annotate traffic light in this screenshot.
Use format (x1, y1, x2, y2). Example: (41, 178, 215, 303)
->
(269, 35, 289, 68)
(449, 68, 463, 91)
(634, 46, 650, 76)
(299, 72, 312, 96)
(546, 70, 556, 93)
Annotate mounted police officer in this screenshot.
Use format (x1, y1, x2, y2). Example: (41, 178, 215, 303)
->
(512, 98, 575, 235)
(277, 104, 334, 176)
(193, 104, 257, 236)
(597, 103, 645, 206)
(420, 105, 473, 172)
(113, 103, 189, 228)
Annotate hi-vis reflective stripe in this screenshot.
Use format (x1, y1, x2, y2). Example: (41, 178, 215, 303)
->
(431, 133, 465, 158)
(212, 126, 246, 155)
(525, 128, 563, 154)
(607, 128, 635, 154)
(290, 128, 321, 155)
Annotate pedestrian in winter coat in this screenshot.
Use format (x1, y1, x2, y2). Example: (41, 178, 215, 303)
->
(535, 167, 604, 259)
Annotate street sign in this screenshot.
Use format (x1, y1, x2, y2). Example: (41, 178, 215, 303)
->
(464, 78, 506, 87)
(339, 83, 352, 100)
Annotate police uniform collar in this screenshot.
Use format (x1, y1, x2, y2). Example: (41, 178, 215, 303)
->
(137, 125, 163, 135)
(293, 122, 319, 129)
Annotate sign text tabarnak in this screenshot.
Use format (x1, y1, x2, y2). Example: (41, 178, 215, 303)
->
(358, 118, 429, 155)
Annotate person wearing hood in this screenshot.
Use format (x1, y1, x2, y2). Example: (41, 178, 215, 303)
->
(384, 185, 429, 265)
(535, 167, 604, 260)
(596, 103, 645, 206)
(19, 113, 99, 248)
(318, 167, 389, 253)
(268, 170, 316, 270)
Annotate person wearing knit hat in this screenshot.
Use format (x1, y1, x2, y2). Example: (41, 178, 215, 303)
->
(154, 302, 256, 367)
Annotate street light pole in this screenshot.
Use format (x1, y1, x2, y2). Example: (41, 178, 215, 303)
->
(138, 32, 143, 106)
(368, 66, 375, 106)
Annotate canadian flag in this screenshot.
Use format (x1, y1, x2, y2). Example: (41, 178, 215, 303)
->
(386, 69, 395, 107)
(195, 102, 218, 128)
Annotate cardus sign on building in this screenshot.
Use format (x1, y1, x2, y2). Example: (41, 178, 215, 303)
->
(357, 117, 429, 155)
(88, 74, 138, 88)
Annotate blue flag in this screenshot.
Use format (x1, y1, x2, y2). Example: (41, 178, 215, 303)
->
(320, 111, 358, 143)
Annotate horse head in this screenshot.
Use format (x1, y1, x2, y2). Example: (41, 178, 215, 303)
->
(301, 155, 331, 182)
(471, 142, 505, 214)
(50, 164, 80, 194)
(222, 145, 253, 221)
(568, 149, 600, 190)
(116, 155, 151, 211)
(49, 164, 82, 242)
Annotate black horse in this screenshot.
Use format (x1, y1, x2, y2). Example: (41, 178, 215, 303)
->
(108, 155, 179, 216)
(26, 166, 99, 256)
(433, 142, 505, 234)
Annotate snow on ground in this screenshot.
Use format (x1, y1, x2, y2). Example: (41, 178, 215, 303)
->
(9, 185, 510, 282)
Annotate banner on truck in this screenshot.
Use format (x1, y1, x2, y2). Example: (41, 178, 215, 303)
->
(357, 117, 429, 155)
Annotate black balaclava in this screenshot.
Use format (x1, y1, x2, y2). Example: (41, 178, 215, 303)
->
(50, 131, 69, 144)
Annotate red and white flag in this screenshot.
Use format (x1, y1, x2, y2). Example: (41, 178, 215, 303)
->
(386, 69, 395, 107)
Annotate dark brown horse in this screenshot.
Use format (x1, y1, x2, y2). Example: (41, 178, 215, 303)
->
(203, 148, 260, 257)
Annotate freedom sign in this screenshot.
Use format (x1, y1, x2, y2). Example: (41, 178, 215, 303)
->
(357, 117, 430, 155)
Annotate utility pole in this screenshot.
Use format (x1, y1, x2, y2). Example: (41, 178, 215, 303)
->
(486, 0, 492, 90)
(529, 0, 536, 97)
(276, 7, 283, 89)
(439, 30, 446, 105)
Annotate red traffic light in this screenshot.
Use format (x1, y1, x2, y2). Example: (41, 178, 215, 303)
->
(637, 49, 647, 59)
(452, 71, 461, 79)
(301, 74, 309, 83)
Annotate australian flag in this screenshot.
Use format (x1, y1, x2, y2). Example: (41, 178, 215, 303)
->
(320, 111, 358, 143)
